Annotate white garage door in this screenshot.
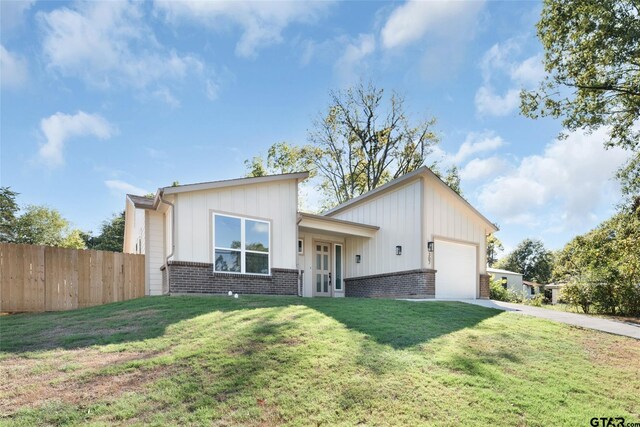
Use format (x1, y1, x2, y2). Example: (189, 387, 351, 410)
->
(434, 239, 477, 299)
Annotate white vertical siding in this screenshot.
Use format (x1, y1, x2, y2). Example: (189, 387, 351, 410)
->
(173, 180, 298, 269)
(423, 174, 489, 274)
(145, 210, 165, 296)
(331, 179, 423, 277)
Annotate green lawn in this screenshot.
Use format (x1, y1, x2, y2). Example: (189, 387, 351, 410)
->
(1, 296, 638, 426)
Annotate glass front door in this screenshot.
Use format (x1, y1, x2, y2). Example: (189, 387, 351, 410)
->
(314, 242, 331, 296)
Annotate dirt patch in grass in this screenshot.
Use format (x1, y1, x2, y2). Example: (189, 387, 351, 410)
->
(0, 349, 168, 416)
(577, 331, 640, 370)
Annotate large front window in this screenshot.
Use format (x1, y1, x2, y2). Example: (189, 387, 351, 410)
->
(213, 214, 270, 275)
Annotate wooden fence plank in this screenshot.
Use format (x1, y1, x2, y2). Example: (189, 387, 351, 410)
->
(0, 243, 145, 312)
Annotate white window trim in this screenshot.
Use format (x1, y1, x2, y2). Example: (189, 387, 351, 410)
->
(297, 238, 304, 255)
(212, 212, 271, 276)
(334, 243, 343, 292)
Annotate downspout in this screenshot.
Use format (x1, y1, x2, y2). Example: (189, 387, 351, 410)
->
(159, 189, 175, 294)
(296, 213, 303, 297)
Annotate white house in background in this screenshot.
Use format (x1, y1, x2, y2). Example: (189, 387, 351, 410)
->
(124, 167, 498, 299)
(487, 267, 542, 298)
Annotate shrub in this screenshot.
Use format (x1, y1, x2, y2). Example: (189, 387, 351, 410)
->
(489, 278, 524, 303)
(526, 294, 545, 307)
(561, 281, 593, 314)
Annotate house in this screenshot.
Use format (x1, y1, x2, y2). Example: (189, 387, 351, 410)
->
(124, 166, 498, 299)
(522, 280, 544, 297)
(545, 282, 565, 304)
(487, 267, 524, 294)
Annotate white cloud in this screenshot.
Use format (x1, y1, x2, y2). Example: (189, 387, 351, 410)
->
(381, 0, 485, 49)
(478, 127, 631, 228)
(334, 33, 376, 82)
(152, 88, 181, 109)
(0, 44, 28, 88)
(39, 111, 114, 167)
(154, 1, 331, 58)
(475, 39, 544, 116)
(105, 180, 148, 196)
(39, 1, 204, 94)
(460, 156, 508, 181)
(452, 131, 505, 163)
(474, 86, 520, 117)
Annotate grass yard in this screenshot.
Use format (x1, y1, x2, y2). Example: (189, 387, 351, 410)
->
(1, 296, 639, 426)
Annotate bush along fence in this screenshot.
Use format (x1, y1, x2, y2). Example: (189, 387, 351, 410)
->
(0, 243, 145, 312)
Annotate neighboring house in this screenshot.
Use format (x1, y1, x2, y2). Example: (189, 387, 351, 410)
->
(523, 280, 544, 297)
(124, 167, 498, 299)
(545, 283, 565, 304)
(487, 267, 524, 295)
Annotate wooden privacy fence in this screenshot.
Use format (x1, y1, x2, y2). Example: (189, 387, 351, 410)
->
(0, 243, 145, 312)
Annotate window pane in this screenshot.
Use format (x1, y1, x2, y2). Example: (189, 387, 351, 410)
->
(214, 249, 240, 272)
(215, 215, 241, 249)
(316, 254, 321, 270)
(246, 252, 269, 274)
(316, 274, 321, 292)
(335, 245, 342, 290)
(323, 274, 328, 292)
(245, 219, 269, 252)
(323, 254, 328, 270)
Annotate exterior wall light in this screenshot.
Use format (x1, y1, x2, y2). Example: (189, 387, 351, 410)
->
(427, 241, 434, 252)
(395, 245, 402, 255)
(355, 254, 361, 263)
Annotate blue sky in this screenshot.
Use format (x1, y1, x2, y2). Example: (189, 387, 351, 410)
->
(0, 0, 631, 254)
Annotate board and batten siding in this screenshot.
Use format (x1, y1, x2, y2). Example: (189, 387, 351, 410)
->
(172, 180, 298, 270)
(422, 173, 489, 274)
(330, 179, 423, 278)
(145, 210, 165, 295)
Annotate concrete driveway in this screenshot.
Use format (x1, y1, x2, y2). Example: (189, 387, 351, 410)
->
(460, 299, 640, 339)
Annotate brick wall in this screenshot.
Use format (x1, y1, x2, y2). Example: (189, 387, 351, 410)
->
(344, 269, 436, 298)
(479, 273, 490, 299)
(167, 261, 299, 295)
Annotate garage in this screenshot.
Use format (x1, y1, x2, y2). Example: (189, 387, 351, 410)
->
(434, 239, 477, 299)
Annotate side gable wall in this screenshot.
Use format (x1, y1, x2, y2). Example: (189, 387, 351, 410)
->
(422, 173, 490, 274)
(330, 179, 423, 278)
(172, 180, 298, 270)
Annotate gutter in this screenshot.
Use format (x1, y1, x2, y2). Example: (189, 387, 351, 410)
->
(159, 189, 175, 294)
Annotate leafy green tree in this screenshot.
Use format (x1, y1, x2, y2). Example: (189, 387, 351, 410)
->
(553, 204, 640, 314)
(14, 205, 86, 249)
(84, 212, 125, 252)
(486, 234, 504, 267)
(245, 142, 317, 178)
(0, 187, 19, 242)
(495, 238, 554, 283)
(308, 82, 439, 208)
(521, 0, 640, 196)
(436, 165, 463, 197)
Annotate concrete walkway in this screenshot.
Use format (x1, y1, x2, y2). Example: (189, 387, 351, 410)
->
(460, 299, 640, 339)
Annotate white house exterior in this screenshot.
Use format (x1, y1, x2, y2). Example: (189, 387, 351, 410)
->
(124, 167, 498, 299)
(487, 268, 523, 293)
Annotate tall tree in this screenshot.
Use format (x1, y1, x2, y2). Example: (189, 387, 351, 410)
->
(85, 212, 125, 252)
(308, 82, 439, 208)
(0, 187, 19, 242)
(486, 234, 504, 267)
(245, 142, 317, 178)
(496, 238, 554, 283)
(14, 205, 86, 249)
(521, 0, 640, 196)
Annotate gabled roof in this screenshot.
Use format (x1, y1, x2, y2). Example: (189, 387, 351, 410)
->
(323, 166, 498, 232)
(161, 172, 309, 195)
(487, 267, 523, 276)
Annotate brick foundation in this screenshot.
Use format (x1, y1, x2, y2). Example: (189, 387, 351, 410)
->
(479, 273, 490, 299)
(344, 269, 436, 298)
(166, 261, 299, 295)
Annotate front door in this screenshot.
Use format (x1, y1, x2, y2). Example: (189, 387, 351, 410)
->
(314, 242, 331, 296)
